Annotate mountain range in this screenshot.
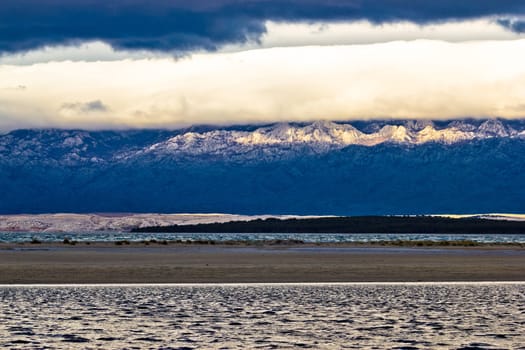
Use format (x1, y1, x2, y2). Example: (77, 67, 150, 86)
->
(1, 119, 524, 215)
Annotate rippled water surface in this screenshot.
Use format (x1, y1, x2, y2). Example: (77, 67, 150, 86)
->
(3, 232, 525, 243)
(1, 284, 525, 349)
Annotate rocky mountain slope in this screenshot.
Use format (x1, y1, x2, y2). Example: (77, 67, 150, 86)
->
(1, 119, 524, 215)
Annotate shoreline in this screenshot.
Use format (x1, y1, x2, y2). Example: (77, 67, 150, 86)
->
(2, 281, 525, 287)
(3, 239, 525, 247)
(0, 238, 525, 252)
(1, 243, 524, 284)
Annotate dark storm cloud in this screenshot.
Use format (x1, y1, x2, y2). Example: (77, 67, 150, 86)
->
(1, 0, 525, 53)
(497, 18, 525, 33)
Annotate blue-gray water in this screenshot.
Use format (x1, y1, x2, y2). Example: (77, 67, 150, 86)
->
(1, 283, 524, 349)
(2, 231, 525, 243)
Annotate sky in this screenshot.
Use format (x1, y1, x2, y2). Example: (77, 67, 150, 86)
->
(1, 0, 525, 130)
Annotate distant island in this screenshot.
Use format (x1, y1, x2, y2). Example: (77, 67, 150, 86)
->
(132, 216, 525, 234)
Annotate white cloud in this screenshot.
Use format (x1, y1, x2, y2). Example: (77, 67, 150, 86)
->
(217, 18, 525, 52)
(1, 39, 525, 130)
(0, 41, 167, 65)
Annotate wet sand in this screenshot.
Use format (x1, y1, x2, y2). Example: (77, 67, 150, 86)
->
(1, 243, 524, 283)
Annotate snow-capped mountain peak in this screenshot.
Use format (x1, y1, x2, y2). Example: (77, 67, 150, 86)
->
(2, 119, 525, 165)
(478, 119, 509, 137)
(1, 119, 525, 215)
(141, 119, 525, 158)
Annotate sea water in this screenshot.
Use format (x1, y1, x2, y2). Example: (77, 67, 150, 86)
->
(1, 283, 524, 349)
(2, 231, 525, 243)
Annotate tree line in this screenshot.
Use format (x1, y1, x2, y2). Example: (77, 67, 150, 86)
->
(132, 216, 525, 234)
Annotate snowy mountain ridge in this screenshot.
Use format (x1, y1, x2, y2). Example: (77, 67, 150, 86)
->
(1, 118, 525, 214)
(141, 119, 524, 157)
(2, 119, 524, 165)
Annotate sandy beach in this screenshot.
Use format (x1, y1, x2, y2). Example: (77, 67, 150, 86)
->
(1, 243, 524, 284)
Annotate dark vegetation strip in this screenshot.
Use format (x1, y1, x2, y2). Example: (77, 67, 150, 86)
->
(23, 238, 525, 247)
(131, 216, 525, 234)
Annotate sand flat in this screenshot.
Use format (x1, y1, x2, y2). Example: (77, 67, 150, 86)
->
(0, 243, 524, 283)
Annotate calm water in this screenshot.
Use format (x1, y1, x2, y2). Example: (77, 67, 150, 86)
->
(2, 231, 525, 243)
(1, 283, 524, 349)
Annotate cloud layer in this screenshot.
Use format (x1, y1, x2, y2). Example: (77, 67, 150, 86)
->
(3, 19, 525, 65)
(2, 40, 525, 130)
(1, 0, 525, 53)
(1, 2, 525, 129)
